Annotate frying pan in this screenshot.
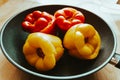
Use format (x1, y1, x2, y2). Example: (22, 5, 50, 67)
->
(0, 5, 120, 80)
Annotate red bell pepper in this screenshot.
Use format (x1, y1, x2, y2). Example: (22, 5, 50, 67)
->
(54, 7, 85, 31)
(22, 10, 55, 34)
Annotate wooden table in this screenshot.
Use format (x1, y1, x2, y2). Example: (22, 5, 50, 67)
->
(0, 0, 120, 80)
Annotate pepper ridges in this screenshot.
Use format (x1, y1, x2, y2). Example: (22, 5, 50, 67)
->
(23, 32, 64, 71)
(54, 7, 85, 31)
(22, 10, 55, 34)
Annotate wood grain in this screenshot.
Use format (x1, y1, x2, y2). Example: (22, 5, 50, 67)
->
(0, 0, 8, 6)
(117, 0, 120, 4)
(0, 0, 120, 80)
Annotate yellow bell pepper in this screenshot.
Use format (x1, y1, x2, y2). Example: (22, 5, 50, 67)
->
(63, 23, 101, 59)
(23, 32, 64, 71)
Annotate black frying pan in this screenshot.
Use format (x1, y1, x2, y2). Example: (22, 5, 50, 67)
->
(0, 5, 120, 80)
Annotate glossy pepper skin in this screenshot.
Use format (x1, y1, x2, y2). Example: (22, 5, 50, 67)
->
(63, 23, 101, 59)
(23, 32, 64, 71)
(22, 10, 55, 34)
(54, 7, 85, 31)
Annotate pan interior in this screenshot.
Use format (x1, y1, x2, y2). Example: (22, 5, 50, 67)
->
(0, 5, 116, 78)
